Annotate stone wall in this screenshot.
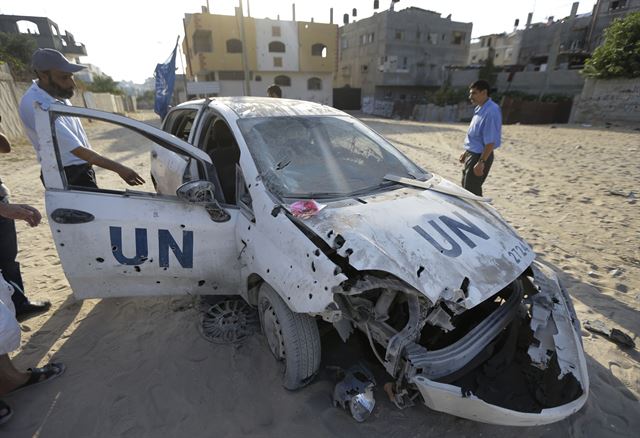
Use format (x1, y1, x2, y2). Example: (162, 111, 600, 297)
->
(570, 78, 640, 125)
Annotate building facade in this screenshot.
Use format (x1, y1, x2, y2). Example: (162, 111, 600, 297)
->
(335, 7, 472, 102)
(468, 32, 522, 67)
(182, 11, 336, 105)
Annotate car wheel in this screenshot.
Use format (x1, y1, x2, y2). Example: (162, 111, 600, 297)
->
(258, 283, 321, 390)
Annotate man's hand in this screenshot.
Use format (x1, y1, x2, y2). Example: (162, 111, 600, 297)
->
(0, 203, 42, 227)
(117, 165, 146, 186)
(72, 147, 145, 186)
(459, 152, 466, 163)
(473, 161, 485, 177)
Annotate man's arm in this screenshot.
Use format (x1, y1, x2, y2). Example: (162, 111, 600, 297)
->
(71, 147, 145, 186)
(0, 203, 41, 227)
(0, 133, 10, 154)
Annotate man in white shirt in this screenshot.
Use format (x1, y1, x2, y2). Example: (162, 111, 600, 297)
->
(19, 48, 145, 189)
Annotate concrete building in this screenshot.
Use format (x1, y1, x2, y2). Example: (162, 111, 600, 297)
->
(182, 10, 336, 105)
(468, 32, 522, 67)
(517, 1, 640, 71)
(335, 6, 472, 102)
(0, 14, 87, 63)
(587, 0, 640, 49)
(74, 63, 104, 84)
(467, 1, 639, 73)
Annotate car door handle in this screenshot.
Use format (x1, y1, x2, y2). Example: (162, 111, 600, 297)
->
(51, 208, 95, 224)
(151, 150, 158, 158)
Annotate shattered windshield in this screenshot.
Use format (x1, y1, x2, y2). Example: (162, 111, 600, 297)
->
(238, 116, 428, 199)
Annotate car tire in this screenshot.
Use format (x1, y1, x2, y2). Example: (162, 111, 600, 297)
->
(258, 283, 321, 390)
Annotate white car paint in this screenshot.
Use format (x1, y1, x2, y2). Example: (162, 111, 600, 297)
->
(35, 98, 588, 426)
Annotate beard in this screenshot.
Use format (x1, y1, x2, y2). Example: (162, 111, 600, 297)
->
(50, 82, 74, 99)
(45, 73, 74, 99)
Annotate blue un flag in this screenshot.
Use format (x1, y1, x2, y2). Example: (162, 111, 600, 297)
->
(154, 40, 178, 120)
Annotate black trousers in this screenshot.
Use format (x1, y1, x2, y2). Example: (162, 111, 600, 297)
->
(462, 151, 494, 197)
(65, 163, 98, 188)
(0, 213, 29, 309)
(40, 163, 98, 189)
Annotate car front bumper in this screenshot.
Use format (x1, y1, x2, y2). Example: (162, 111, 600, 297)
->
(409, 261, 589, 426)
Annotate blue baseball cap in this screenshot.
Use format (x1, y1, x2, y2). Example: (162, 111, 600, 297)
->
(31, 48, 86, 72)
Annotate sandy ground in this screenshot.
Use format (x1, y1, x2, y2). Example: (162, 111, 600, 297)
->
(1, 111, 638, 437)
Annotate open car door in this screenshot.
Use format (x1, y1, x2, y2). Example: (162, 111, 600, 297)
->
(35, 103, 242, 299)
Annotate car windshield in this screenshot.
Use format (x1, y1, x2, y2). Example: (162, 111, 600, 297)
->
(237, 116, 429, 199)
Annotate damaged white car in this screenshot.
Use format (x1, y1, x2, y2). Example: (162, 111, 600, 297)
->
(35, 98, 588, 426)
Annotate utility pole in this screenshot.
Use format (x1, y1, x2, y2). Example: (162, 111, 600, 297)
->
(237, 0, 252, 96)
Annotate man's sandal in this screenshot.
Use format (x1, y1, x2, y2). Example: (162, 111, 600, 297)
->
(7, 362, 66, 395)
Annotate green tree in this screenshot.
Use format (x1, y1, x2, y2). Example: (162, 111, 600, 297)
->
(478, 49, 498, 86)
(0, 32, 37, 79)
(583, 12, 640, 79)
(87, 75, 124, 94)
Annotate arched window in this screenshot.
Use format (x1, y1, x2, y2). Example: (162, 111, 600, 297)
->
(226, 39, 243, 53)
(311, 43, 327, 58)
(17, 20, 40, 35)
(274, 75, 291, 87)
(268, 41, 286, 53)
(307, 77, 322, 90)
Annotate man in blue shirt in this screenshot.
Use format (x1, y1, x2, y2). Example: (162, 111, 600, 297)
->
(459, 80, 501, 196)
(19, 49, 144, 189)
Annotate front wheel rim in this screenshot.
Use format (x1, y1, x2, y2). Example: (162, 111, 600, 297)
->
(262, 303, 286, 361)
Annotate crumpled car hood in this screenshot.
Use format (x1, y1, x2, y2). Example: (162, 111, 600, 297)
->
(303, 180, 535, 308)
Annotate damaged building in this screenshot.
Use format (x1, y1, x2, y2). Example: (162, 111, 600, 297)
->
(334, 6, 471, 112)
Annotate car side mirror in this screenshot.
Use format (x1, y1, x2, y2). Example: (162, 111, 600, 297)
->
(176, 180, 230, 223)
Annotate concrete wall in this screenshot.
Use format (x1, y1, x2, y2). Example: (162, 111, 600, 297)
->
(361, 98, 473, 122)
(0, 65, 25, 141)
(0, 64, 136, 143)
(496, 70, 585, 96)
(449, 69, 479, 88)
(412, 103, 474, 123)
(570, 77, 640, 125)
(72, 92, 135, 114)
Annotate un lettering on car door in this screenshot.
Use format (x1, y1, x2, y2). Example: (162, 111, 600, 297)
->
(109, 226, 193, 268)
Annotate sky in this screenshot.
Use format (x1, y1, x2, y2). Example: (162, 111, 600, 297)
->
(0, 0, 597, 83)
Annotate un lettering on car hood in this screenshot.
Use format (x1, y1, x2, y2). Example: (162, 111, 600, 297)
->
(302, 186, 535, 308)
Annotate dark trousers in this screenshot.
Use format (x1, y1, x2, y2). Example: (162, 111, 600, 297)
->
(0, 214, 29, 309)
(462, 151, 494, 197)
(65, 163, 98, 188)
(40, 163, 98, 189)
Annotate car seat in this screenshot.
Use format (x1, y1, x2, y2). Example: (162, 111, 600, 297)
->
(210, 120, 241, 204)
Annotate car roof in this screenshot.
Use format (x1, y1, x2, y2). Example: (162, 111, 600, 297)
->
(177, 97, 347, 119)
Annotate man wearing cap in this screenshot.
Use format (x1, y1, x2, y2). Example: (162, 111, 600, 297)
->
(19, 48, 144, 188)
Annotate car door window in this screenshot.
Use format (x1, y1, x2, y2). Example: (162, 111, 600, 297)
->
(163, 109, 197, 141)
(52, 113, 204, 195)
